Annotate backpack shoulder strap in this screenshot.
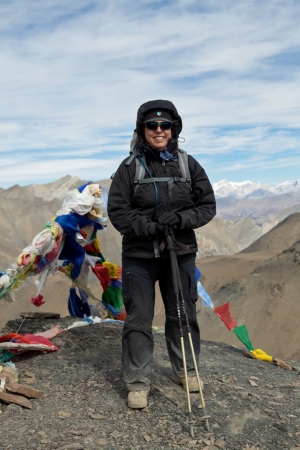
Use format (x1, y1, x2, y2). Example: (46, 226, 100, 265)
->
(133, 154, 146, 185)
(177, 148, 192, 190)
(126, 131, 139, 165)
(125, 132, 146, 189)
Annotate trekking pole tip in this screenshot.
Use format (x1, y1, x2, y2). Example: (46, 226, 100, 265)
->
(206, 419, 210, 432)
(190, 424, 194, 437)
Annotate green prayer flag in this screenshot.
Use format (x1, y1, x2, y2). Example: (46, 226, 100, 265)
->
(0, 349, 15, 363)
(233, 324, 254, 351)
(102, 286, 124, 310)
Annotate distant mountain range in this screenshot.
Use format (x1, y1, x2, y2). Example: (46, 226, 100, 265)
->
(213, 179, 300, 199)
(210, 180, 300, 233)
(0, 176, 263, 265)
(2, 176, 300, 201)
(1, 175, 300, 262)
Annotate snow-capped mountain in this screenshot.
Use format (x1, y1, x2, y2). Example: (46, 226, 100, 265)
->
(213, 180, 300, 199)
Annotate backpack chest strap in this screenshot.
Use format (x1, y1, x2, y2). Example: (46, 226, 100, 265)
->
(135, 176, 189, 185)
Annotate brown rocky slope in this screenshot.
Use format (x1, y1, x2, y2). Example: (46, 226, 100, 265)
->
(1, 316, 300, 450)
(195, 213, 300, 360)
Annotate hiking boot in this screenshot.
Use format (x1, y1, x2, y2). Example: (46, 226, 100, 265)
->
(127, 390, 148, 409)
(172, 374, 204, 392)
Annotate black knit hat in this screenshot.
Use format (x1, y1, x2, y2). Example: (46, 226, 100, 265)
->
(136, 99, 182, 141)
(143, 109, 173, 123)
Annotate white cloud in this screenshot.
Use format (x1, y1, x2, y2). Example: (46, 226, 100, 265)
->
(0, 157, 119, 185)
(0, 0, 300, 187)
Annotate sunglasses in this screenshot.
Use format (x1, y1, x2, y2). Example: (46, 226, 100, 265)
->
(144, 121, 172, 131)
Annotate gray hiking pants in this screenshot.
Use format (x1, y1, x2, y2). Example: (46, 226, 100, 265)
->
(122, 254, 200, 392)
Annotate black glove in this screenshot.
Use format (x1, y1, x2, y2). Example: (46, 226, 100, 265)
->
(146, 221, 157, 237)
(147, 223, 166, 238)
(158, 212, 181, 227)
(155, 223, 165, 235)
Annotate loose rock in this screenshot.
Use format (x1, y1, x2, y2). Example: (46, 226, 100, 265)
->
(1, 316, 300, 450)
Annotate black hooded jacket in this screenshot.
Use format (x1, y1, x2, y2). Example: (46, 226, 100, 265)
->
(107, 100, 216, 258)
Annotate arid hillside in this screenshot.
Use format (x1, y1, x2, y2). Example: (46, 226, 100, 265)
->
(154, 213, 300, 360)
(0, 177, 265, 329)
(239, 212, 300, 253)
(195, 213, 300, 360)
(1, 179, 300, 362)
(216, 192, 300, 226)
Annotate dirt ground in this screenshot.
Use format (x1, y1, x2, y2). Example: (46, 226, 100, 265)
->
(1, 316, 300, 450)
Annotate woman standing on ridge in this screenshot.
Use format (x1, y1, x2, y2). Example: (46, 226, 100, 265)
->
(107, 99, 216, 409)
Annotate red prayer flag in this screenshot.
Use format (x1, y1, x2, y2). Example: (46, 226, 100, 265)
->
(0, 333, 31, 344)
(214, 302, 236, 330)
(92, 264, 110, 291)
(30, 295, 45, 307)
(83, 242, 99, 255)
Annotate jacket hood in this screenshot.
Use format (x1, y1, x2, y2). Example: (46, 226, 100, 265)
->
(136, 99, 182, 140)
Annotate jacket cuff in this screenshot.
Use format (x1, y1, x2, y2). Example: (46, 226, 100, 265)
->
(177, 213, 185, 229)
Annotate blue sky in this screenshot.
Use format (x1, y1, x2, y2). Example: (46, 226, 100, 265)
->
(1, 0, 300, 189)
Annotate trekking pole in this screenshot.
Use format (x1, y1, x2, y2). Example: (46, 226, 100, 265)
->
(165, 228, 195, 437)
(175, 261, 211, 432)
(165, 228, 210, 434)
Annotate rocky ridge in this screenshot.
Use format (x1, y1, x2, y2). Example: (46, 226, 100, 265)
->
(1, 316, 300, 450)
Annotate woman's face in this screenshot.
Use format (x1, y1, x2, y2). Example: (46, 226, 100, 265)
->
(144, 122, 172, 151)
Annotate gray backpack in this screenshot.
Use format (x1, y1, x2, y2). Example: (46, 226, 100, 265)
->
(125, 132, 192, 193)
